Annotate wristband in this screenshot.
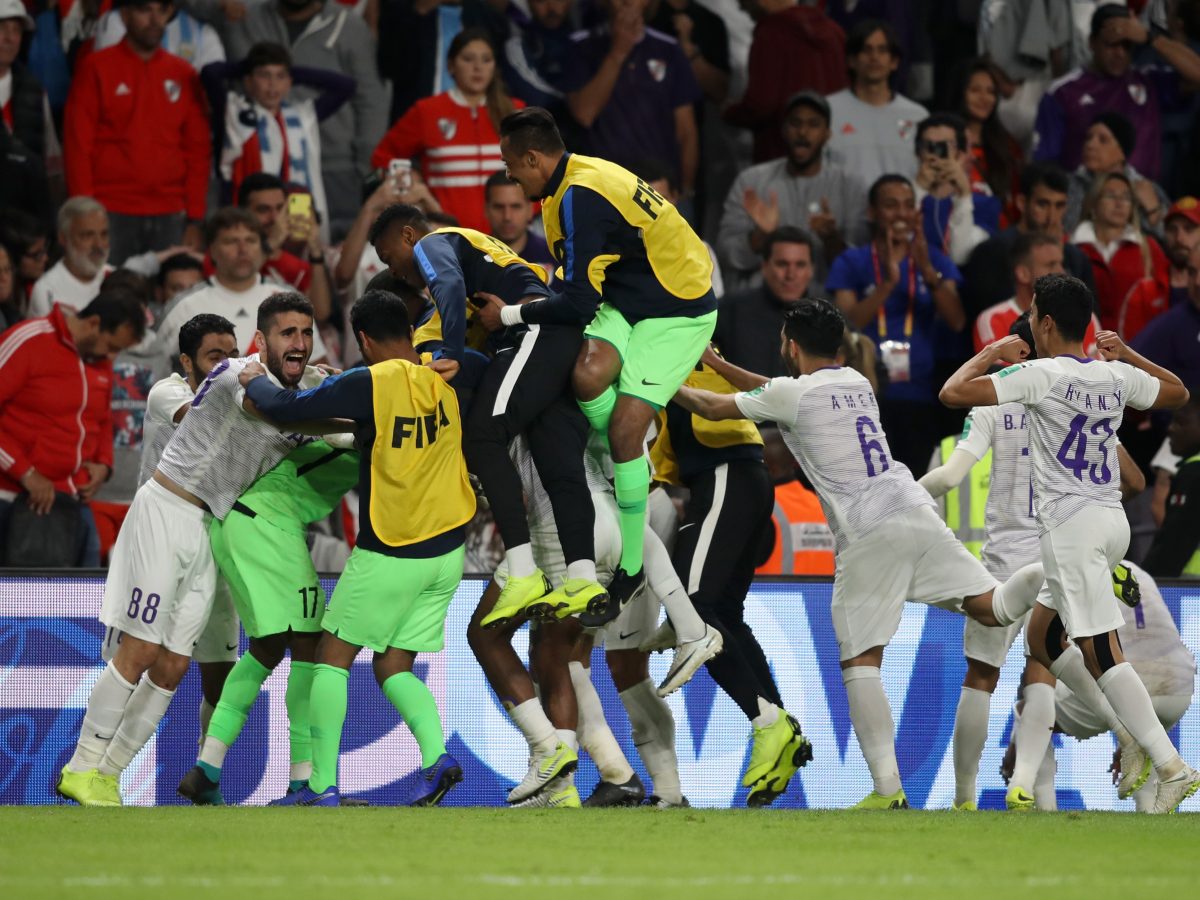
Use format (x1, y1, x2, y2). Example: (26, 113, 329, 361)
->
(500, 305, 525, 327)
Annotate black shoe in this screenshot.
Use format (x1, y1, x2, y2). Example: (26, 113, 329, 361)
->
(583, 773, 645, 807)
(579, 568, 645, 627)
(178, 766, 224, 805)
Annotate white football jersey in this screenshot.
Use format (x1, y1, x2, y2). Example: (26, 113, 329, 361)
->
(734, 367, 933, 548)
(991, 356, 1159, 532)
(155, 356, 326, 519)
(1119, 562, 1196, 698)
(509, 432, 611, 532)
(957, 403, 1040, 578)
(138, 374, 194, 488)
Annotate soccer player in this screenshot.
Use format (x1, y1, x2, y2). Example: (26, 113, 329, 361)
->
(243, 290, 474, 807)
(675, 300, 1047, 810)
(57, 294, 325, 807)
(920, 312, 1145, 810)
(482, 106, 719, 619)
(369, 203, 608, 624)
(940, 272, 1198, 813)
(647, 348, 813, 806)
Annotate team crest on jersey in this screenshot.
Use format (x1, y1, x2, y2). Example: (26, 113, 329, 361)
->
(164, 79, 181, 103)
(1128, 83, 1147, 105)
(647, 59, 666, 82)
(438, 118, 457, 140)
(897, 119, 915, 140)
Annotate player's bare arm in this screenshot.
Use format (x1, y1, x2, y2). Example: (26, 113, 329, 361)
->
(940, 334, 1030, 408)
(1095, 330, 1190, 410)
(674, 385, 745, 421)
(1117, 444, 1146, 499)
(700, 345, 768, 392)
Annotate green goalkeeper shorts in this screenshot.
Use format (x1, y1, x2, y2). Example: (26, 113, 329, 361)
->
(323, 544, 465, 653)
(584, 304, 717, 409)
(208, 507, 325, 638)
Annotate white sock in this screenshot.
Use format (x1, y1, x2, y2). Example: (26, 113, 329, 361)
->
(505, 543, 536, 579)
(620, 678, 682, 804)
(98, 678, 175, 777)
(1010, 682, 1056, 791)
(1033, 743, 1058, 811)
(990, 564, 1044, 625)
(567, 559, 598, 582)
(1049, 645, 1123, 735)
(198, 736, 231, 770)
(68, 662, 136, 772)
(952, 686, 990, 807)
(751, 696, 779, 730)
(509, 698, 558, 755)
(199, 698, 215, 744)
(843, 666, 902, 796)
(555, 728, 579, 753)
(1096, 663, 1181, 772)
(290, 760, 313, 783)
(643, 535, 705, 642)
(658, 586, 706, 643)
(569, 662, 634, 783)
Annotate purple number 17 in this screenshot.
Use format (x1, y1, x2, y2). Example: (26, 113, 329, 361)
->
(856, 415, 890, 477)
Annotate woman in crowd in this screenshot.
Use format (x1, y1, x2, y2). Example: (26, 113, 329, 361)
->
(0, 209, 48, 322)
(1065, 113, 1170, 236)
(1072, 171, 1169, 341)
(370, 28, 524, 231)
(952, 59, 1022, 227)
(0, 244, 17, 332)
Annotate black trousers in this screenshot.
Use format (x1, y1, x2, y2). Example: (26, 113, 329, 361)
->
(673, 459, 782, 720)
(463, 325, 594, 565)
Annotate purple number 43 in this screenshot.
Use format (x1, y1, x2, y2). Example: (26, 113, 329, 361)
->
(1055, 413, 1113, 484)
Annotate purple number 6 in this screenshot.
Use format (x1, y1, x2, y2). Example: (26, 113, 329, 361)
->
(856, 415, 890, 477)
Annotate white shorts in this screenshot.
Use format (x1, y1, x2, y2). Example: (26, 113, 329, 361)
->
(1055, 686, 1191, 740)
(646, 486, 679, 555)
(192, 578, 241, 664)
(494, 492, 620, 590)
(98, 479, 217, 658)
(1037, 506, 1128, 639)
(832, 504, 998, 661)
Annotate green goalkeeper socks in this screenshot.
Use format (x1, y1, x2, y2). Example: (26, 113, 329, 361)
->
(578, 386, 616, 439)
(204, 652, 271, 750)
(285, 660, 314, 774)
(309, 664, 349, 793)
(382, 671, 447, 768)
(613, 457, 649, 574)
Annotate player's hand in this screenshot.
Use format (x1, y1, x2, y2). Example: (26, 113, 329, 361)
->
(939, 157, 972, 198)
(699, 343, 723, 369)
(911, 210, 933, 271)
(472, 291, 507, 331)
(1106, 13, 1147, 46)
(77, 462, 110, 501)
(743, 188, 780, 235)
(19, 469, 55, 515)
(239, 359, 268, 386)
(808, 197, 838, 239)
(426, 357, 460, 383)
(988, 333, 1030, 365)
(1095, 330, 1128, 362)
(315, 363, 343, 377)
(610, 6, 643, 61)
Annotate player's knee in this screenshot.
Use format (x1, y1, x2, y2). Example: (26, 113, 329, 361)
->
(113, 636, 160, 682)
(963, 659, 1000, 693)
(1092, 630, 1123, 674)
(605, 649, 649, 688)
(150, 650, 192, 691)
(1043, 614, 1067, 663)
(248, 638, 286, 671)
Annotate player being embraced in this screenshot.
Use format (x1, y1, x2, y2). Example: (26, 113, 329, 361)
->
(242, 290, 473, 807)
(675, 300, 1048, 810)
(58, 294, 327, 807)
(940, 272, 1197, 813)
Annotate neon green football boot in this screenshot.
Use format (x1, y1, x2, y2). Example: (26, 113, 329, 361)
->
(953, 800, 978, 811)
(742, 710, 800, 787)
(480, 569, 552, 629)
(854, 789, 909, 809)
(1005, 785, 1035, 811)
(542, 578, 609, 620)
(1111, 563, 1141, 608)
(56, 765, 122, 807)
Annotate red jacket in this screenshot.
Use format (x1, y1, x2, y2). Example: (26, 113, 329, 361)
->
(1073, 223, 1169, 339)
(64, 41, 211, 219)
(0, 306, 114, 496)
(371, 91, 525, 232)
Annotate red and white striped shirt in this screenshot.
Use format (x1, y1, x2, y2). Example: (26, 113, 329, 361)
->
(974, 297, 1099, 356)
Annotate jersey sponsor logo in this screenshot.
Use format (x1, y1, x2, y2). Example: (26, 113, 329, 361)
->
(640, 377, 660, 386)
(632, 178, 667, 220)
(647, 59, 666, 82)
(996, 363, 1025, 378)
(437, 117, 457, 140)
(746, 381, 769, 397)
(391, 401, 452, 449)
(164, 79, 181, 104)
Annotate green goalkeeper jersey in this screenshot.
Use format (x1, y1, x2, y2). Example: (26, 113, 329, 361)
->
(236, 440, 360, 535)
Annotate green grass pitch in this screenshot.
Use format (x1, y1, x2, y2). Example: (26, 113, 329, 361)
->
(2, 808, 1199, 900)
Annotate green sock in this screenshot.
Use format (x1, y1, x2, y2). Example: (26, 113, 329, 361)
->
(613, 458, 649, 574)
(205, 652, 271, 748)
(381, 671, 446, 768)
(578, 386, 616, 438)
(285, 660, 315, 770)
(309, 664, 349, 793)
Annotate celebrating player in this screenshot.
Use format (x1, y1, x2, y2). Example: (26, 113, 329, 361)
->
(675, 300, 1047, 810)
(940, 272, 1198, 813)
(243, 290, 474, 807)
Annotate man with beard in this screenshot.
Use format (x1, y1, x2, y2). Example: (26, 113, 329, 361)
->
(718, 91, 866, 290)
(28, 198, 114, 317)
(64, 0, 210, 261)
(1161, 198, 1200, 309)
(56, 293, 327, 806)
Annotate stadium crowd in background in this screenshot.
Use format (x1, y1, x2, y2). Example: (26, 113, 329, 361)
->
(0, 0, 1196, 580)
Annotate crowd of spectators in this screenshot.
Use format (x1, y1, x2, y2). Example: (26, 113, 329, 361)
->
(1, 0, 1198, 580)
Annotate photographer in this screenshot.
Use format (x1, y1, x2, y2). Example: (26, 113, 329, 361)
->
(913, 114, 999, 266)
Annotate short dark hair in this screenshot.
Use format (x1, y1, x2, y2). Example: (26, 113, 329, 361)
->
(158, 251, 203, 286)
(350, 290, 413, 344)
(632, 159, 677, 195)
(368, 204, 431, 246)
(101, 268, 154, 309)
(916, 113, 968, 154)
(179, 313, 236, 360)
(1009, 310, 1037, 360)
(485, 170, 523, 202)
(205, 207, 263, 248)
(868, 173, 913, 208)
(499, 107, 565, 155)
(846, 19, 902, 84)
(1019, 161, 1069, 199)
(237, 172, 286, 207)
(243, 41, 292, 75)
(782, 299, 846, 358)
(78, 287, 147, 342)
(1032, 274, 1092, 343)
(256, 291, 314, 334)
(1010, 231, 1061, 270)
(426, 210, 461, 228)
(762, 226, 815, 261)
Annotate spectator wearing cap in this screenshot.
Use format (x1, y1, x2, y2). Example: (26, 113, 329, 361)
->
(29, 197, 115, 318)
(0, 0, 60, 173)
(64, 0, 211, 263)
(717, 90, 867, 292)
(1133, 241, 1200, 394)
(1160, 197, 1200, 308)
(1033, 3, 1200, 182)
(1064, 112, 1170, 235)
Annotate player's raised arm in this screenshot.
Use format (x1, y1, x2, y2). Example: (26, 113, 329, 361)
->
(939, 334, 1030, 408)
(700, 345, 769, 392)
(1095, 330, 1190, 411)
